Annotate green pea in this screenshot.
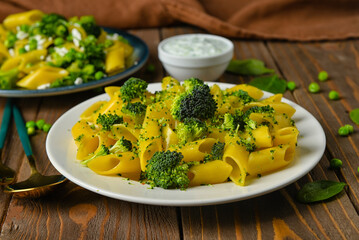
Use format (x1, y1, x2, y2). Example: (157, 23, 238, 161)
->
(55, 25, 67, 37)
(36, 119, 46, 130)
(54, 37, 65, 46)
(43, 123, 52, 133)
(20, 24, 30, 33)
(338, 126, 349, 136)
(318, 71, 328, 81)
(308, 82, 320, 93)
(26, 120, 36, 129)
(328, 90, 339, 100)
(287, 81, 296, 91)
(27, 127, 36, 136)
(344, 124, 354, 133)
(18, 47, 27, 55)
(330, 158, 342, 168)
(94, 71, 104, 80)
(29, 38, 37, 51)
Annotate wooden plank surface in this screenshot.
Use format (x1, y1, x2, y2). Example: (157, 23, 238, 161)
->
(0, 26, 359, 239)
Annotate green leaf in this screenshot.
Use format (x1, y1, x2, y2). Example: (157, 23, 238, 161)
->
(296, 180, 346, 203)
(248, 75, 287, 94)
(226, 59, 275, 76)
(349, 108, 359, 124)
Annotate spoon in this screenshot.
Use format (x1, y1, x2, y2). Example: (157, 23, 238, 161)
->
(3, 103, 67, 198)
(0, 99, 16, 185)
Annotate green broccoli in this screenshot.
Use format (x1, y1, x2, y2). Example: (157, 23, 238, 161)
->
(120, 77, 148, 102)
(4, 32, 17, 48)
(171, 84, 217, 121)
(226, 89, 256, 104)
(0, 68, 19, 89)
(110, 136, 132, 153)
(80, 35, 105, 62)
(121, 102, 147, 125)
(204, 141, 225, 162)
(78, 16, 101, 38)
(37, 13, 69, 37)
(222, 111, 243, 132)
(81, 144, 110, 166)
(182, 77, 204, 92)
(96, 113, 123, 131)
(144, 150, 191, 190)
(176, 118, 208, 145)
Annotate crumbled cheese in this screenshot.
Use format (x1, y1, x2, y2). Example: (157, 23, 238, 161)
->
(40, 55, 45, 60)
(74, 77, 83, 85)
(37, 83, 51, 90)
(106, 33, 119, 41)
(45, 55, 52, 62)
(8, 48, 14, 57)
(33, 35, 46, 50)
(16, 31, 28, 40)
(72, 28, 82, 47)
(59, 70, 68, 75)
(24, 44, 30, 51)
(54, 47, 68, 57)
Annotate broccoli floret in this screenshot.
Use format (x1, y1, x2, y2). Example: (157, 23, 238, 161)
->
(120, 77, 148, 102)
(144, 150, 190, 190)
(78, 16, 101, 38)
(176, 118, 208, 145)
(171, 84, 217, 121)
(121, 102, 147, 125)
(227, 89, 256, 104)
(222, 111, 243, 132)
(81, 144, 110, 166)
(110, 136, 132, 153)
(236, 138, 256, 152)
(0, 68, 19, 89)
(204, 141, 225, 162)
(37, 13, 69, 37)
(182, 77, 204, 92)
(80, 35, 105, 62)
(96, 113, 123, 131)
(4, 32, 17, 48)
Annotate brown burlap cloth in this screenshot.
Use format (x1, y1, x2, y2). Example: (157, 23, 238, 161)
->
(1, 0, 359, 41)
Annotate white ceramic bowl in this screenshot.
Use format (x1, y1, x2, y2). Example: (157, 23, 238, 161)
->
(158, 34, 233, 81)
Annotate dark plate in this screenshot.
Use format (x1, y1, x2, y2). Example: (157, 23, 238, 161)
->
(0, 28, 149, 97)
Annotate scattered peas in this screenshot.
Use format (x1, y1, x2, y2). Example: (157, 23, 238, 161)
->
(330, 158, 343, 169)
(54, 37, 65, 46)
(27, 127, 36, 136)
(26, 120, 36, 128)
(338, 124, 354, 136)
(318, 71, 328, 81)
(308, 82, 320, 93)
(287, 81, 296, 91)
(42, 123, 52, 133)
(329, 90, 340, 100)
(36, 119, 46, 130)
(94, 71, 105, 80)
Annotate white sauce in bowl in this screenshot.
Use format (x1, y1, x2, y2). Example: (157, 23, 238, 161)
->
(162, 35, 230, 57)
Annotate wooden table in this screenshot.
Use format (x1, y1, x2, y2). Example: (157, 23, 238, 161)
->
(1, 26, 359, 240)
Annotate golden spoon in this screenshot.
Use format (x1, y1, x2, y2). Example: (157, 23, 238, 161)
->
(3, 103, 67, 198)
(0, 99, 15, 185)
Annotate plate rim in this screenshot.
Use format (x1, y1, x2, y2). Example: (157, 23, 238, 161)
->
(0, 28, 149, 97)
(46, 82, 326, 206)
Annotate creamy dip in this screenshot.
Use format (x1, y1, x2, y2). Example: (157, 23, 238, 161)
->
(162, 35, 229, 57)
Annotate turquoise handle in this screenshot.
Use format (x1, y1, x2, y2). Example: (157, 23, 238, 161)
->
(12, 104, 33, 157)
(0, 99, 13, 149)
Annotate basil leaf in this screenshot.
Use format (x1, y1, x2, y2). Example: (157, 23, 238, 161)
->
(349, 108, 359, 124)
(297, 180, 346, 203)
(248, 75, 287, 94)
(226, 59, 275, 76)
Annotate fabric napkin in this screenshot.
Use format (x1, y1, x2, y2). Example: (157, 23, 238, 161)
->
(1, 0, 359, 41)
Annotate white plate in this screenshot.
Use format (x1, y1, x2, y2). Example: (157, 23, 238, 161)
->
(46, 82, 326, 206)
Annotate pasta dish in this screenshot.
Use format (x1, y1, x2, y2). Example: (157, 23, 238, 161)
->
(0, 10, 133, 90)
(71, 77, 299, 190)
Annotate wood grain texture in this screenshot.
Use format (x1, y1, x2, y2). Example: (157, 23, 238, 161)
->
(1, 26, 359, 240)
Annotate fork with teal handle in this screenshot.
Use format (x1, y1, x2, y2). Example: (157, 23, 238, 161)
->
(0, 99, 15, 185)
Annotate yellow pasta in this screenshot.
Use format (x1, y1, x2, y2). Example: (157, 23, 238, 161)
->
(72, 77, 300, 188)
